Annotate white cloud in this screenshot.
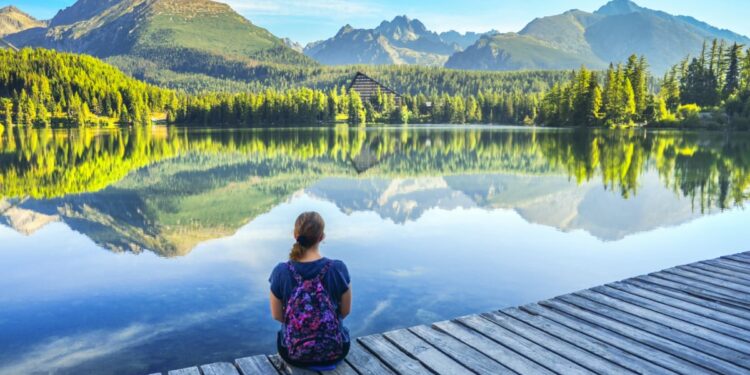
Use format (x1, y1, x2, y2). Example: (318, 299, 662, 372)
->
(361, 299, 391, 330)
(385, 266, 427, 278)
(222, 0, 380, 18)
(0, 303, 249, 375)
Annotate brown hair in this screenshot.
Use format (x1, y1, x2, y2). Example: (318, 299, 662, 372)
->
(290, 211, 325, 261)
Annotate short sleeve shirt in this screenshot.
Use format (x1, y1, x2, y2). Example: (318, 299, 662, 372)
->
(269, 258, 351, 342)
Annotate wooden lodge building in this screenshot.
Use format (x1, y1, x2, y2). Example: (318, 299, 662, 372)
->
(348, 72, 401, 106)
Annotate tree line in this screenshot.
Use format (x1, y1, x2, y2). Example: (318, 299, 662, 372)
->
(3, 45, 750, 129)
(3, 125, 748, 212)
(538, 40, 750, 127)
(0, 48, 177, 129)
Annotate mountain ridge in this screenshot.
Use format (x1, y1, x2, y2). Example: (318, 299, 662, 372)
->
(4, 0, 316, 89)
(304, 15, 494, 66)
(447, 0, 750, 73)
(0, 5, 46, 37)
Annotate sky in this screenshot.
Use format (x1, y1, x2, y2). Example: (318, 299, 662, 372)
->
(5, 0, 750, 45)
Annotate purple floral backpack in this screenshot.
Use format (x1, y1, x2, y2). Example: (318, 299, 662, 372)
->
(283, 260, 344, 363)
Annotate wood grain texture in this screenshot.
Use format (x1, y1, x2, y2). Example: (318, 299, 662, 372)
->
(236, 355, 279, 375)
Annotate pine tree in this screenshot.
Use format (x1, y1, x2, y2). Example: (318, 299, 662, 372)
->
(588, 83, 603, 126)
(661, 67, 681, 111)
(724, 43, 742, 98)
(742, 48, 750, 91)
(2, 99, 13, 129)
(624, 77, 637, 121)
(347, 91, 366, 125)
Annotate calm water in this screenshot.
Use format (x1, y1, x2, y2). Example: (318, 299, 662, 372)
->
(0, 125, 749, 374)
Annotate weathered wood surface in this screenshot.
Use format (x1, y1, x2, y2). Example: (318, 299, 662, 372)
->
(200, 362, 240, 375)
(235, 355, 278, 375)
(158, 251, 750, 375)
(167, 368, 201, 375)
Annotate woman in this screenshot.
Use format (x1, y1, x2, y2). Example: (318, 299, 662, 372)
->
(268, 212, 351, 370)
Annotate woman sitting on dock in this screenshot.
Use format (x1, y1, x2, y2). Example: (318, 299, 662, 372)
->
(269, 211, 352, 371)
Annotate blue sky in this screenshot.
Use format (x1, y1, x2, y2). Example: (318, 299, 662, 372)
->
(5, 0, 750, 45)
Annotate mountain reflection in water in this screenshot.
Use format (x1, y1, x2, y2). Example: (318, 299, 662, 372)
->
(0, 126, 747, 255)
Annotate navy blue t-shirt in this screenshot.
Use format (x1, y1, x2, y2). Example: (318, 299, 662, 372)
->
(269, 258, 351, 343)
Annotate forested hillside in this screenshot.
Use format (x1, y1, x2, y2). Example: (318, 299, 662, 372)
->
(539, 40, 750, 128)
(0, 49, 176, 127)
(2, 43, 749, 129)
(5, 0, 315, 92)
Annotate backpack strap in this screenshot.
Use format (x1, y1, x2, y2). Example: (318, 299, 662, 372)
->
(317, 260, 334, 280)
(286, 261, 303, 284)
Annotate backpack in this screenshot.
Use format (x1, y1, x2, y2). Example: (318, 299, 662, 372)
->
(283, 260, 344, 363)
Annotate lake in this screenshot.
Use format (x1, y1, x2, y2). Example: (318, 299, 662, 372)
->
(0, 125, 748, 374)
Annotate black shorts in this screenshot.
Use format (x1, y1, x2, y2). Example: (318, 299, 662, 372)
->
(276, 331, 351, 368)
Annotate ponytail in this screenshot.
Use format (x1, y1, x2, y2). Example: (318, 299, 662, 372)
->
(289, 212, 325, 261)
(290, 243, 306, 261)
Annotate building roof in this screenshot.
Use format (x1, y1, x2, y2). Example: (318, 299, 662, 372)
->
(348, 72, 400, 99)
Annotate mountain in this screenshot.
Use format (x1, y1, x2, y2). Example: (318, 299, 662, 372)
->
(445, 33, 603, 71)
(305, 173, 711, 241)
(439, 30, 496, 50)
(305, 16, 481, 66)
(5, 0, 315, 89)
(447, 0, 750, 73)
(0, 6, 46, 37)
(281, 37, 303, 53)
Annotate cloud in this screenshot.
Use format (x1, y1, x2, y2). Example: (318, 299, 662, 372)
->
(222, 0, 381, 18)
(0, 303, 249, 375)
(385, 266, 427, 278)
(360, 299, 392, 330)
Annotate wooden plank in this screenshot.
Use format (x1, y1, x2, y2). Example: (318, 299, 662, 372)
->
(482, 310, 631, 374)
(666, 268, 750, 294)
(433, 319, 555, 374)
(268, 355, 319, 375)
(168, 368, 201, 375)
(503, 307, 673, 375)
(457, 314, 594, 374)
(236, 355, 279, 375)
(574, 290, 750, 366)
(522, 303, 703, 374)
(642, 274, 750, 307)
(735, 252, 750, 260)
(692, 263, 750, 282)
(719, 258, 750, 271)
(383, 328, 473, 375)
(201, 362, 241, 375)
(552, 295, 747, 374)
(320, 362, 357, 375)
(610, 281, 750, 331)
(358, 334, 432, 375)
(725, 255, 750, 265)
(703, 258, 750, 273)
(626, 278, 750, 318)
(679, 265, 750, 287)
(592, 286, 750, 345)
(712, 258, 750, 272)
(409, 325, 514, 374)
(344, 342, 394, 375)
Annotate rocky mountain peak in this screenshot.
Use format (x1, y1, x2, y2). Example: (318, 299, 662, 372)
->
(595, 0, 644, 16)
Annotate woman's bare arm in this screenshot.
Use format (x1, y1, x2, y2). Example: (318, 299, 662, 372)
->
(270, 291, 284, 323)
(340, 286, 352, 319)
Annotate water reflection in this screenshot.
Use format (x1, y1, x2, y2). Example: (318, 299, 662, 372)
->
(1, 126, 748, 254)
(1, 126, 749, 374)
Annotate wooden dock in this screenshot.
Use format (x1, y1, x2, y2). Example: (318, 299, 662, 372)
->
(156, 251, 750, 375)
